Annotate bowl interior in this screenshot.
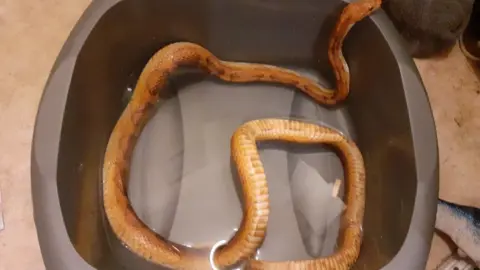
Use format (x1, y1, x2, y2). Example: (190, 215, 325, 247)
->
(56, 0, 416, 269)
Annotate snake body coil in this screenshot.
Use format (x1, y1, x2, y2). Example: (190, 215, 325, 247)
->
(102, 0, 381, 269)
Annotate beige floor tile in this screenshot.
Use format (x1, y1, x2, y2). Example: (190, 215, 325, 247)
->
(415, 46, 480, 210)
(0, 1, 91, 269)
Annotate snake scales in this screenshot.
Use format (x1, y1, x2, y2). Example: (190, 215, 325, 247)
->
(102, 0, 381, 269)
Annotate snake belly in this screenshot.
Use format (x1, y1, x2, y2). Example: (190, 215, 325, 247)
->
(102, 0, 382, 269)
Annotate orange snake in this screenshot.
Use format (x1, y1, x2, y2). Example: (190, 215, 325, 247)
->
(102, 0, 381, 269)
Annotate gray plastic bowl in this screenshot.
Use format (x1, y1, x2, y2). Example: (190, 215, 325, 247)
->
(31, 0, 439, 269)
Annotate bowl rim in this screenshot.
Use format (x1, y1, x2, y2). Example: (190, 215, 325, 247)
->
(30, 0, 439, 269)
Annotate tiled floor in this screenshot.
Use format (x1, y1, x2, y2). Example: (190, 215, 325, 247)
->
(0, 1, 478, 269)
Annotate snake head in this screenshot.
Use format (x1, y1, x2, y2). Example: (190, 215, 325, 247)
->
(342, 0, 382, 22)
